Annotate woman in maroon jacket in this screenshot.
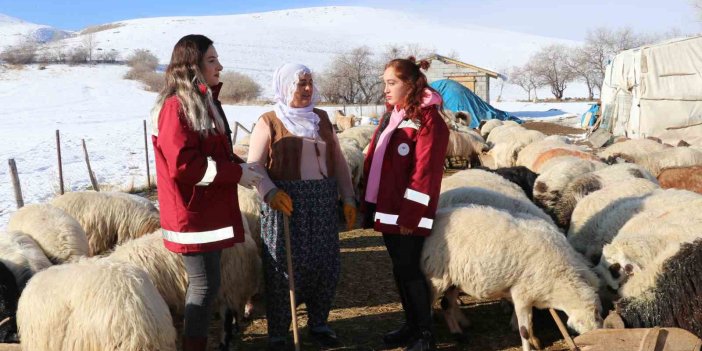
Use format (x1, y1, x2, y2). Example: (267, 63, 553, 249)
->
(151, 34, 263, 351)
(362, 57, 449, 351)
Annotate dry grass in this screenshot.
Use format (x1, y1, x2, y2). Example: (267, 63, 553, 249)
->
(80, 23, 124, 35)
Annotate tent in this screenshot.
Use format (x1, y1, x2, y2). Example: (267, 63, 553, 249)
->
(599, 35, 702, 139)
(429, 79, 520, 128)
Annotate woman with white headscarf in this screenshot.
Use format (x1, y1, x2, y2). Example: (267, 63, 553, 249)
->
(248, 63, 356, 350)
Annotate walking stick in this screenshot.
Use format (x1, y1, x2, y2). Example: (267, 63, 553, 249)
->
(283, 215, 301, 351)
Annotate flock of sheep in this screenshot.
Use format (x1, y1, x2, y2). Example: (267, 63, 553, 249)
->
(1, 113, 702, 350)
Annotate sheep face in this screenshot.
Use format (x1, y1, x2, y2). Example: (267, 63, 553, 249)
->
(595, 255, 639, 291)
(0, 263, 19, 343)
(566, 305, 602, 335)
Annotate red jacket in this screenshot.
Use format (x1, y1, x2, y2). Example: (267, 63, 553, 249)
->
(152, 84, 246, 253)
(363, 105, 449, 236)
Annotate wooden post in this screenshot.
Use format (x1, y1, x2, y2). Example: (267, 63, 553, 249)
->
(283, 216, 300, 351)
(549, 308, 579, 351)
(82, 139, 100, 192)
(8, 159, 24, 208)
(143, 120, 151, 188)
(56, 130, 64, 195)
(232, 122, 239, 146)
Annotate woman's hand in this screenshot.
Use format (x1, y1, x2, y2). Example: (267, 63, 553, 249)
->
(238, 163, 263, 189)
(343, 203, 356, 231)
(399, 226, 413, 235)
(270, 190, 293, 216)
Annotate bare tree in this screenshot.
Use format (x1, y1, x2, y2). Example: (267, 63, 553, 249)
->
(581, 27, 644, 93)
(566, 47, 599, 100)
(321, 46, 383, 105)
(0, 41, 38, 65)
(531, 44, 576, 100)
(380, 43, 434, 62)
(82, 33, 98, 63)
(508, 64, 544, 101)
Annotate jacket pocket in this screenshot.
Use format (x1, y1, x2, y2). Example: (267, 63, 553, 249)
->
(186, 185, 208, 212)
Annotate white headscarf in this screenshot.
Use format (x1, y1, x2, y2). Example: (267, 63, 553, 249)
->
(272, 63, 321, 139)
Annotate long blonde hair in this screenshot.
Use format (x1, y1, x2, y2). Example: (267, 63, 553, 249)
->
(151, 34, 224, 136)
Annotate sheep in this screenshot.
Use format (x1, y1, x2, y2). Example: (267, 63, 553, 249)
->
(551, 163, 658, 229)
(233, 133, 251, 161)
(515, 137, 575, 171)
(0, 261, 20, 343)
(50, 191, 160, 255)
(334, 110, 357, 131)
(446, 129, 486, 168)
(615, 239, 702, 338)
(488, 130, 547, 168)
(440, 169, 526, 199)
(424, 206, 602, 351)
(596, 194, 702, 293)
(17, 259, 176, 351)
(567, 178, 660, 263)
(598, 139, 671, 162)
(0, 231, 52, 290)
(532, 157, 605, 219)
(477, 166, 539, 200)
(485, 123, 524, 145)
(338, 137, 364, 195)
(479, 119, 503, 138)
(628, 147, 702, 177)
(438, 186, 554, 225)
(7, 204, 89, 264)
(531, 148, 602, 174)
(237, 185, 262, 249)
(106, 222, 262, 350)
(337, 125, 377, 151)
(657, 165, 702, 194)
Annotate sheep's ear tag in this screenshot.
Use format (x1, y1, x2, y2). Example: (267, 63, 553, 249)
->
(198, 83, 208, 95)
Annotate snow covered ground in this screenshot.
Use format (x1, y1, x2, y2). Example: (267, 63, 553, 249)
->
(0, 64, 592, 228)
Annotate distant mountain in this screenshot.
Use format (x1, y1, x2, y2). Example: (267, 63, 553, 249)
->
(0, 13, 74, 47)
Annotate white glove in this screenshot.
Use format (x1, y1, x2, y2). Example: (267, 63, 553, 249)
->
(238, 163, 264, 189)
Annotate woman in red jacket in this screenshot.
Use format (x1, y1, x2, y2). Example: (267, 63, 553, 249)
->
(151, 34, 263, 351)
(362, 57, 449, 351)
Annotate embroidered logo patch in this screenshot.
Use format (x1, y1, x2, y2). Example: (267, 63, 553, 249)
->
(398, 143, 410, 156)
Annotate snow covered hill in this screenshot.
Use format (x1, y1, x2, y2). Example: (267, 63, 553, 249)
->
(0, 14, 72, 47)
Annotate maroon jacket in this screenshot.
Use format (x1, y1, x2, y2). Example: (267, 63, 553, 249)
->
(152, 84, 246, 253)
(362, 105, 449, 236)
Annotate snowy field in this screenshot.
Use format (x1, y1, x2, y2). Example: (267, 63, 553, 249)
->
(0, 64, 591, 228)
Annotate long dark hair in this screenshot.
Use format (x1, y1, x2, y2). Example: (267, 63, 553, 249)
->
(151, 34, 223, 135)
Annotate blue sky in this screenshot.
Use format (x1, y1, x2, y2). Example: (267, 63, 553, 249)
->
(1, 0, 700, 40)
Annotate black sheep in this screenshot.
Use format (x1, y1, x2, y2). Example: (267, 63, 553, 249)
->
(616, 238, 702, 338)
(478, 166, 539, 200)
(0, 261, 19, 343)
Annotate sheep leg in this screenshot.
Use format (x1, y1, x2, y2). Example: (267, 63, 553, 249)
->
(513, 299, 534, 351)
(440, 295, 463, 335)
(445, 287, 471, 328)
(218, 306, 235, 351)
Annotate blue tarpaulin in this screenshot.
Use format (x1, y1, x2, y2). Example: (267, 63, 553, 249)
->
(429, 79, 521, 128)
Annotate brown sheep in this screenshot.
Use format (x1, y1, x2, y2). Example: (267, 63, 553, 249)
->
(532, 148, 601, 173)
(657, 166, 702, 194)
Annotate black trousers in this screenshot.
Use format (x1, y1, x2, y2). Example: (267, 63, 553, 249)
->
(383, 233, 433, 332)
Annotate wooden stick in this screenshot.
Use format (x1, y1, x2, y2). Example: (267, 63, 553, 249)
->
(143, 120, 151, 188)
(283, 215, 300, 351)
(56, 130, 64, 195)
(232, 122, 239, 146)
(0, 317, 11, 328)
(549, 308, 579, 351)
(82, 139, 100, 192)
(8, 159, 24, 208)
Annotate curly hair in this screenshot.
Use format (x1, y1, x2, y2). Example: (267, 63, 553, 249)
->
(384, 56, 440, 125)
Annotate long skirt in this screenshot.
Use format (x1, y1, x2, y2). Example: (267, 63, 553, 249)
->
(261, 177, 341, 338)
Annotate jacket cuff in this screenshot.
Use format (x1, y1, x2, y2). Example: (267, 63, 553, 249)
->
(196, 157, 218, 186)
(212, 160, 242, 185)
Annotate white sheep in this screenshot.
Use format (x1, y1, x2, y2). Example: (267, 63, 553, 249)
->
(485, 124, 524, 145)
(552, 163, 658, 229)
(567, 178, 661, 263)
(487, 129, 546, 168)
(17, 259, 176, 351)
(596, 192, 702, 293)
(7, 204, 89, 264)
(532, 157, 605, 217)
(337, 125, 377, 151)
(0, 231, 52, 290)
(237, 185, 262, 249)
(50, 191, 160, 255)
(438, 187, 554, 225)
(440, 169, 526, 198)
(598, 139, 671, 162)
(424, 206, 602, 351)
(479, 119, 503, 138)
(338, 137, 364, 195)
(515, 137, 576, 171)
(630, 147, 702, 177)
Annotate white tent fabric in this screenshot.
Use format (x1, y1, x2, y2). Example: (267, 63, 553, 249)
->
(600, 35, 702, 140)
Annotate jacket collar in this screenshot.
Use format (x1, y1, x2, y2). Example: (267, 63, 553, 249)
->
(210, 82, 224, 100)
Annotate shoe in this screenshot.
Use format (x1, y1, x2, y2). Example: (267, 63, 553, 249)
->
(182, 336, 208, 351)
(404, 330, 436, 351)
(309, 328, 342, 348)
(383, 323, 415, 347)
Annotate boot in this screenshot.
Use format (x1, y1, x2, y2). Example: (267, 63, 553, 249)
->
(403, 279, 435, 351)
(404, 329, 436, 351)
(182, 336, 208, 351)
(383, 276, 416, 347)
